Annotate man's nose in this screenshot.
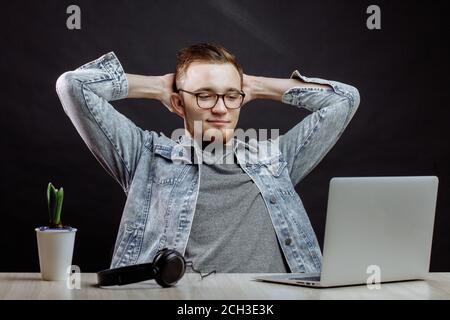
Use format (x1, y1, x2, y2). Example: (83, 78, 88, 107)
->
(211, 97, 228, 114)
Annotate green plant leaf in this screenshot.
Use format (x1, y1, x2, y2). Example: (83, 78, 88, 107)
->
(54, 187, 64, 225)
(47, 183, 51, 221)
(47, 182, 56, 223)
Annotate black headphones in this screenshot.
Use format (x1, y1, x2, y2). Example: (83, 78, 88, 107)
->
(97, 248, 187, 288)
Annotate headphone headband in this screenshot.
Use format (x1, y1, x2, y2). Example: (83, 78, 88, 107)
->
(97, 248, 187, 287)
(97, 262, 157, 286)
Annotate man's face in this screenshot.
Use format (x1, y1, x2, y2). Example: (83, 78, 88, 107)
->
(176, 62, 242, 144)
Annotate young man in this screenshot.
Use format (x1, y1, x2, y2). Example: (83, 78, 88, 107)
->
(56, 43, 360, 273)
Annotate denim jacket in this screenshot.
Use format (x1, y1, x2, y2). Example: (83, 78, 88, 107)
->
(56, 52, 360, 273)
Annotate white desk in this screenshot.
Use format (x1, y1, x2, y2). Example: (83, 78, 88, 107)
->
(1, 273, 450, 300)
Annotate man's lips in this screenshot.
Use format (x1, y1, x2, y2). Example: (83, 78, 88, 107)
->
(207, 120, 231, 125)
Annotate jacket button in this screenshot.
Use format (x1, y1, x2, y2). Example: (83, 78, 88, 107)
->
(269, 195, 277, 204)
(285, 238, 292, 246)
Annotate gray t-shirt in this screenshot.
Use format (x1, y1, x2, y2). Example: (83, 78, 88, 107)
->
(184, 145, 290, 273)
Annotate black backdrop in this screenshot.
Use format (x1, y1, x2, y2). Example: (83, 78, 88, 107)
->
(1, 0, 448, 272)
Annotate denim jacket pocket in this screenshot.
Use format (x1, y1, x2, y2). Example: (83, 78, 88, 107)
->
(150, 145, 188, 185)
(259, 156, 288, 177)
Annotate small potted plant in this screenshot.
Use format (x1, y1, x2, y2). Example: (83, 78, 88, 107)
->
(35, 182, 77, 281)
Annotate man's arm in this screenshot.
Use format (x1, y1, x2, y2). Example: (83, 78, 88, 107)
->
(56, 52, 172, 193)
(126, 73, 175, 112)
(243, 74, 331, 103)
(243, 70, 360, 186)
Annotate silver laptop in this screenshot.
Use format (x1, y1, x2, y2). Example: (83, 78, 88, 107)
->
(255, 176, 439, 288)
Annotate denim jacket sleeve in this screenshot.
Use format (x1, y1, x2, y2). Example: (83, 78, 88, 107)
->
(279, 70, 360, 186)
(55, 52, 149, 194)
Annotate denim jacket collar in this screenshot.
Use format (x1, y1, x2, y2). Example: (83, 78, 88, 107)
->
(171, 133, 284, 167)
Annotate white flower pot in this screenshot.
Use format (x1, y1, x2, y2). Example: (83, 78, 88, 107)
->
(35, 227, 77, 281)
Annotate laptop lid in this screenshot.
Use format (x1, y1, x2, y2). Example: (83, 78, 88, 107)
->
(320, 176, 438, 287)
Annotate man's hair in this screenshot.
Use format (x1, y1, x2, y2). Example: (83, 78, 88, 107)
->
(174, 42, 243, 91)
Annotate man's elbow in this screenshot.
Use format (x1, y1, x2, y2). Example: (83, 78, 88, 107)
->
(55, 71, 76, 97)
(55, 71, 83, 114)
(349, 85, 360, 110)
(339, 83, 360, 110)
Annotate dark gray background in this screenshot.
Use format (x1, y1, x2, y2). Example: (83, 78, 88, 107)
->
(1, 0, 448, 272)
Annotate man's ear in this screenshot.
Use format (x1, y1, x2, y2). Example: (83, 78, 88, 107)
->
(170, 93, 185, 119)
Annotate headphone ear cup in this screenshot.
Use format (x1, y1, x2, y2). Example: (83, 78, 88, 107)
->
(155, 274, 171, 288)
(154, 249, 186, 287)
(152, 249, 168, 269)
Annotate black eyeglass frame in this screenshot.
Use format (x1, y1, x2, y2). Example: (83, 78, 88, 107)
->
(177, 89, 246, 109)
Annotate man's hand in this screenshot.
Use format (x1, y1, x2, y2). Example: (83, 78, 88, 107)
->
(159, 73, 176, 112)
(242, 74, 256, 107)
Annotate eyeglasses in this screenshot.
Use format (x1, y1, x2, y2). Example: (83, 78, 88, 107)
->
(177, 89, 245, 109)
